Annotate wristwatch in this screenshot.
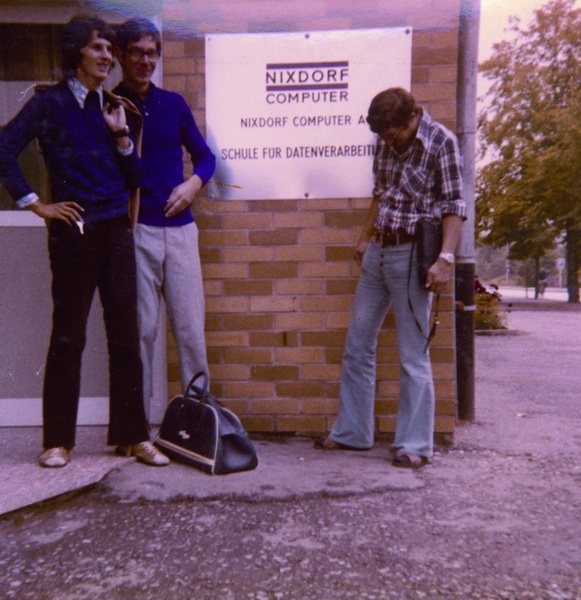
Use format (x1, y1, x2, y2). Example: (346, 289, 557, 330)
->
(112, 125, 130, 138)
(438, 252, 455, 264)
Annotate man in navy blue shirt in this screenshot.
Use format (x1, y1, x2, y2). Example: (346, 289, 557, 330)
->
(0, 15, 169, 468)
(114, 19, 216, 417)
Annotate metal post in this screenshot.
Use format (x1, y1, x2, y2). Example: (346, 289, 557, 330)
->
(455, 0, 480, 421)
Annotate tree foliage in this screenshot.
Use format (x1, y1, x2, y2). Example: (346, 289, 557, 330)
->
(477, 0, 581, 301)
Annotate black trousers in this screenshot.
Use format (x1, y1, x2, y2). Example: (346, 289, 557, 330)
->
(43, 215, 149, 449)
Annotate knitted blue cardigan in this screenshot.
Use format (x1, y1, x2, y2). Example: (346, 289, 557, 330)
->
(0, 81, 142, 223)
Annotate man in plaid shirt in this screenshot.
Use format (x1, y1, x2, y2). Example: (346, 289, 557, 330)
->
(316, 88, 466, 468)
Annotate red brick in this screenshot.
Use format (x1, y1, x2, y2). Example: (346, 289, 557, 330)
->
(249, 230, 299, 246)
(206, 297, 248, 313)
(301, 364, 341, 380)
(275, 313, 325, 330)
(251, 365, 299, 381)
(325, 348, 344, 364)
(211, 365, 250, 381)
(247, 200, 297, 213)
(203, 280, 223, 296)
(412, 66, 430, 84)
(199, 230, 247, 246)
(436, 399, 457, 416)
(413, 83, 456, 102)
(249, 262, 298, 279)
(205, 314, 222, 331)
(412, 47, 458, 66)
(224, 280, 273, 296)
(326, 246, 357, 261)
(251, 296, 298, 313)
(241, 416, 275, 432)
(325, 212, 368, 228)
(277, 416, 326, 433)
(163, 75, 187, 92)
(205, 331, 248, 347)
(251, 399, 301, 415)
(274, 246, 324, 262)
(275, 279, 324, 295)
(250, 331, 299, 347)
(326, 279, 358, 295)
(299, 198, 350, 210)
(274, 348, 324, 364)
(223, 314, 273, 330)
(226, 381, 275, 398)
(202, 263, 248, 279)
(326, 313, 351, 329)
(301, 331, 347, 347)
(276, 381, 325, 397)
(199, 247, 221, 262)
(221, 398, 250, 414)
(273, 213, 323, 228)
(223, 213, 271, 229)
(299, 262, 351, 278)
(223, 348, 272, 364)
(164, 57, 196, 75)
(302, 398, 339, 414)
(224, 246, 272, 262)
(435, 381, 456, 399)
(300, 296, 353, 312)
(434, 415, 456, 433)
(300, 229, 351, 244)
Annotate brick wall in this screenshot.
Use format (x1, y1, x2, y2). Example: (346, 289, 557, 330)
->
(161, 0, 462, 437)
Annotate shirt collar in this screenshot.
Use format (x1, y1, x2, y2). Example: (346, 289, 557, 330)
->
(414, 108, 432, 150)
(68, 77, 104, 109)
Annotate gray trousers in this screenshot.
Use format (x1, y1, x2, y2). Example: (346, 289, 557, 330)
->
(134, 222, 208, 418)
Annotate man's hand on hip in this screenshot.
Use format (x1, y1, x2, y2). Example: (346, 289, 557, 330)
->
(164, 175, 203, 218)
(29, 200, 84, 226)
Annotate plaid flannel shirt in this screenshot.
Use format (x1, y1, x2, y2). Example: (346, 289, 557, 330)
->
(372, 109, 466, 236)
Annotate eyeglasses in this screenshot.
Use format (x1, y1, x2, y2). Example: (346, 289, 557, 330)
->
(366, 114, 402, 137)
(125, 48, 161, 60)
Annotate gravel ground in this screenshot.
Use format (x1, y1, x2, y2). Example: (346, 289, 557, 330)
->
(1, 308, 580, 600)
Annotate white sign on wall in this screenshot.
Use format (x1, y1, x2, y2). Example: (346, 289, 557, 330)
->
(205, 28, 412, 200)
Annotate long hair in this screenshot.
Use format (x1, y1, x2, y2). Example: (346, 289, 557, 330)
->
(61, 15, 115, 78)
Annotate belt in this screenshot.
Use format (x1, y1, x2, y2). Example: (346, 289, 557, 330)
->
(373, 228, 416, 247)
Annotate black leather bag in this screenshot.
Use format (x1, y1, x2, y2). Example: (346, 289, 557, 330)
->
(416, 219, 442, 286)
(154, 372, 259, 475)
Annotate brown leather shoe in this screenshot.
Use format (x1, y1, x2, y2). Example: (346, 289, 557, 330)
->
(116, 441, 170, 466)
(39, 447, 70, 468)
(392, 452, 429, 469)
(313, 437, 371, 451)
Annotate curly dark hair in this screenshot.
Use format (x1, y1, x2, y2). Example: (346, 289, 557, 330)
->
(116, 18, 161, 53)
(61, 15, 115, 78)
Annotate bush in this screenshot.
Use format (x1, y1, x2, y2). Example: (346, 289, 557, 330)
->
(474, 277, 511, 330)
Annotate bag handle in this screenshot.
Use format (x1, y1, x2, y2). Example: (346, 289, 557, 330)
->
(184, 371, 223, 407)
(185, 371, 209, 400)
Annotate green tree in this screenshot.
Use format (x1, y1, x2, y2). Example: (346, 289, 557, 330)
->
(477, 0, 581, 302)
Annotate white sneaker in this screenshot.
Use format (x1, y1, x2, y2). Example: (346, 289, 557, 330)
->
(39, 447, 70, 468)
(116, 441, 170, 466)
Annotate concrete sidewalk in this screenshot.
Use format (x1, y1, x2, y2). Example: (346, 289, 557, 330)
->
(0, 428, 422, 516)
(1, 299, 579, 516)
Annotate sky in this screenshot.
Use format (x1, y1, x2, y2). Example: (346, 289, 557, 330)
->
(478, 0, 551, 62)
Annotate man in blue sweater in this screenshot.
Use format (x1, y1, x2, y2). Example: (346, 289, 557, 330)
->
(0, 15, 169, 468)
(114, 19, 216, 416)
